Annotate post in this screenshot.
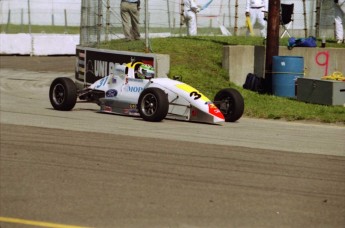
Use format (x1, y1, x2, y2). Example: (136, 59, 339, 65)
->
(106, 0, 110, 41)
(6, 9, 10, 33)
(64, 9, 68, 33)
(265, 0, 281, 94)
(167, 0, 171, 31)
(87, 0, 91, 43)
(21, 9, 24, 32)
(234, 0, 238, 35)
(315, 0, 321, 38)
(28, 0, 31, 34)
(97, 0, 102, 47)
(80, 0, 84, 45)
(302, 0, 307, 37)
(145, 0, 149, 53)
(52, 1, 55, 27)
(228, 0, 231, 33)
(180, 0, 184, 35)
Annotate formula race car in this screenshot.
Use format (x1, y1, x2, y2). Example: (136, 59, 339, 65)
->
(49, 64, 244, 124)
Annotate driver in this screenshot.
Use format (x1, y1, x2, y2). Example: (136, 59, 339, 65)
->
(137, 64, 155, 79)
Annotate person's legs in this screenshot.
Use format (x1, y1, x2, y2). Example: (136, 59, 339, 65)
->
(128, 3, 140, 40)
(188, 12, 197, 35)
(183, 12, 191, 36)
(256, 10, 267, 38)
(184, 11, 197, 36)
(121, 2, 132, 40)
(334, 4, 344, 42)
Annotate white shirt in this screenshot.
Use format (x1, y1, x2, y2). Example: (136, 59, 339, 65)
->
(184, 0, 199, 13)
(246, 0, 268, 12)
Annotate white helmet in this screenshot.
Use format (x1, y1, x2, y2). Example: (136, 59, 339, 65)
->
(137, 64, 155, 79)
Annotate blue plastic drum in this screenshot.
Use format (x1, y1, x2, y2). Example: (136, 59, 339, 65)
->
(272, 56, 304, 98)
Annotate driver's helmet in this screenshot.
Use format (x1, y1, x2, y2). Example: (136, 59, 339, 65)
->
(137, 64, 155, 79)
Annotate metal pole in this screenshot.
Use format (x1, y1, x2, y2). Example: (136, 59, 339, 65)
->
(265, 0, 281, 94)
(6, 9, 10, 33)
(302, 0, 307, 37)
(310, 0, 315, 36)
(87, 0, 91, 44)
(97, 0, 102, 47)
(179, 0, 184, 35)
(21, 9, 23, 32)
(52, 0, 54, 26)
(234, 0, 238, 36)
(106, 0, 110, 41)
(228, 0, 231, 32)
(28, 0, 31, 34)
(64, 9, 68, 33)
(145, 0, 149, 52)
(167, 0, 171, 31)
(80, 0, 83, 45)
(315, 0, 321, 38)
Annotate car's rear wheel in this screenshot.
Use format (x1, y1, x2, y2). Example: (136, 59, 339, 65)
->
(138, 88, 169, 122)
(49, 77, 77, 111)
(214, 88, 244, 122)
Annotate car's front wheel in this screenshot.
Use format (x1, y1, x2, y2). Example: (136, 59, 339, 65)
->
(214, 88, 244, 122)
(49, 77, 77, 111)
(138, 88, 169, 122)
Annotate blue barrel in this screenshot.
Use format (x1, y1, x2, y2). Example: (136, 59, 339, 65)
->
(272, 56, 304, 98)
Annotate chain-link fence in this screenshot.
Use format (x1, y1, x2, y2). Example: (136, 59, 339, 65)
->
(0, 0, 80, 34)
(0, 0, 339, 45)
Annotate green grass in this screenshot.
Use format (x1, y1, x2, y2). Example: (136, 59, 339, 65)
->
(0, 24, 80, 34)
(100, 36, 345, 125)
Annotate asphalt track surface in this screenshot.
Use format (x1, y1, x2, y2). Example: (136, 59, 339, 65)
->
(0, 56, 345, 228)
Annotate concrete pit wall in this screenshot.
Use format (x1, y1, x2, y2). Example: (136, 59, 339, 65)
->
(223, 45, 345, 87)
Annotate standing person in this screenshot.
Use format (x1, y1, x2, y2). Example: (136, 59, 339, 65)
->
(245, 0, 268, 38)
(334, 0, 345, 44)
(121, 0, 141, 41)
(183, 0, 200, 36)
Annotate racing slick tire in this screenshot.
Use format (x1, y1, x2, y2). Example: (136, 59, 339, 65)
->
(138, 88, 169, 122)
(214, 88, 244, 122)
(49, 77, 77, 111)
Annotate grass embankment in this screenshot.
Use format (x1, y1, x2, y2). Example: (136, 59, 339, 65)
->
(100, 36, 345, 124)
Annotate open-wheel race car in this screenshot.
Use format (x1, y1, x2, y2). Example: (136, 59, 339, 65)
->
(49, 63, 244, 124)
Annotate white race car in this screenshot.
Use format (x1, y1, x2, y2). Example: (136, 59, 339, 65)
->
(49, 64, 244, 124)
